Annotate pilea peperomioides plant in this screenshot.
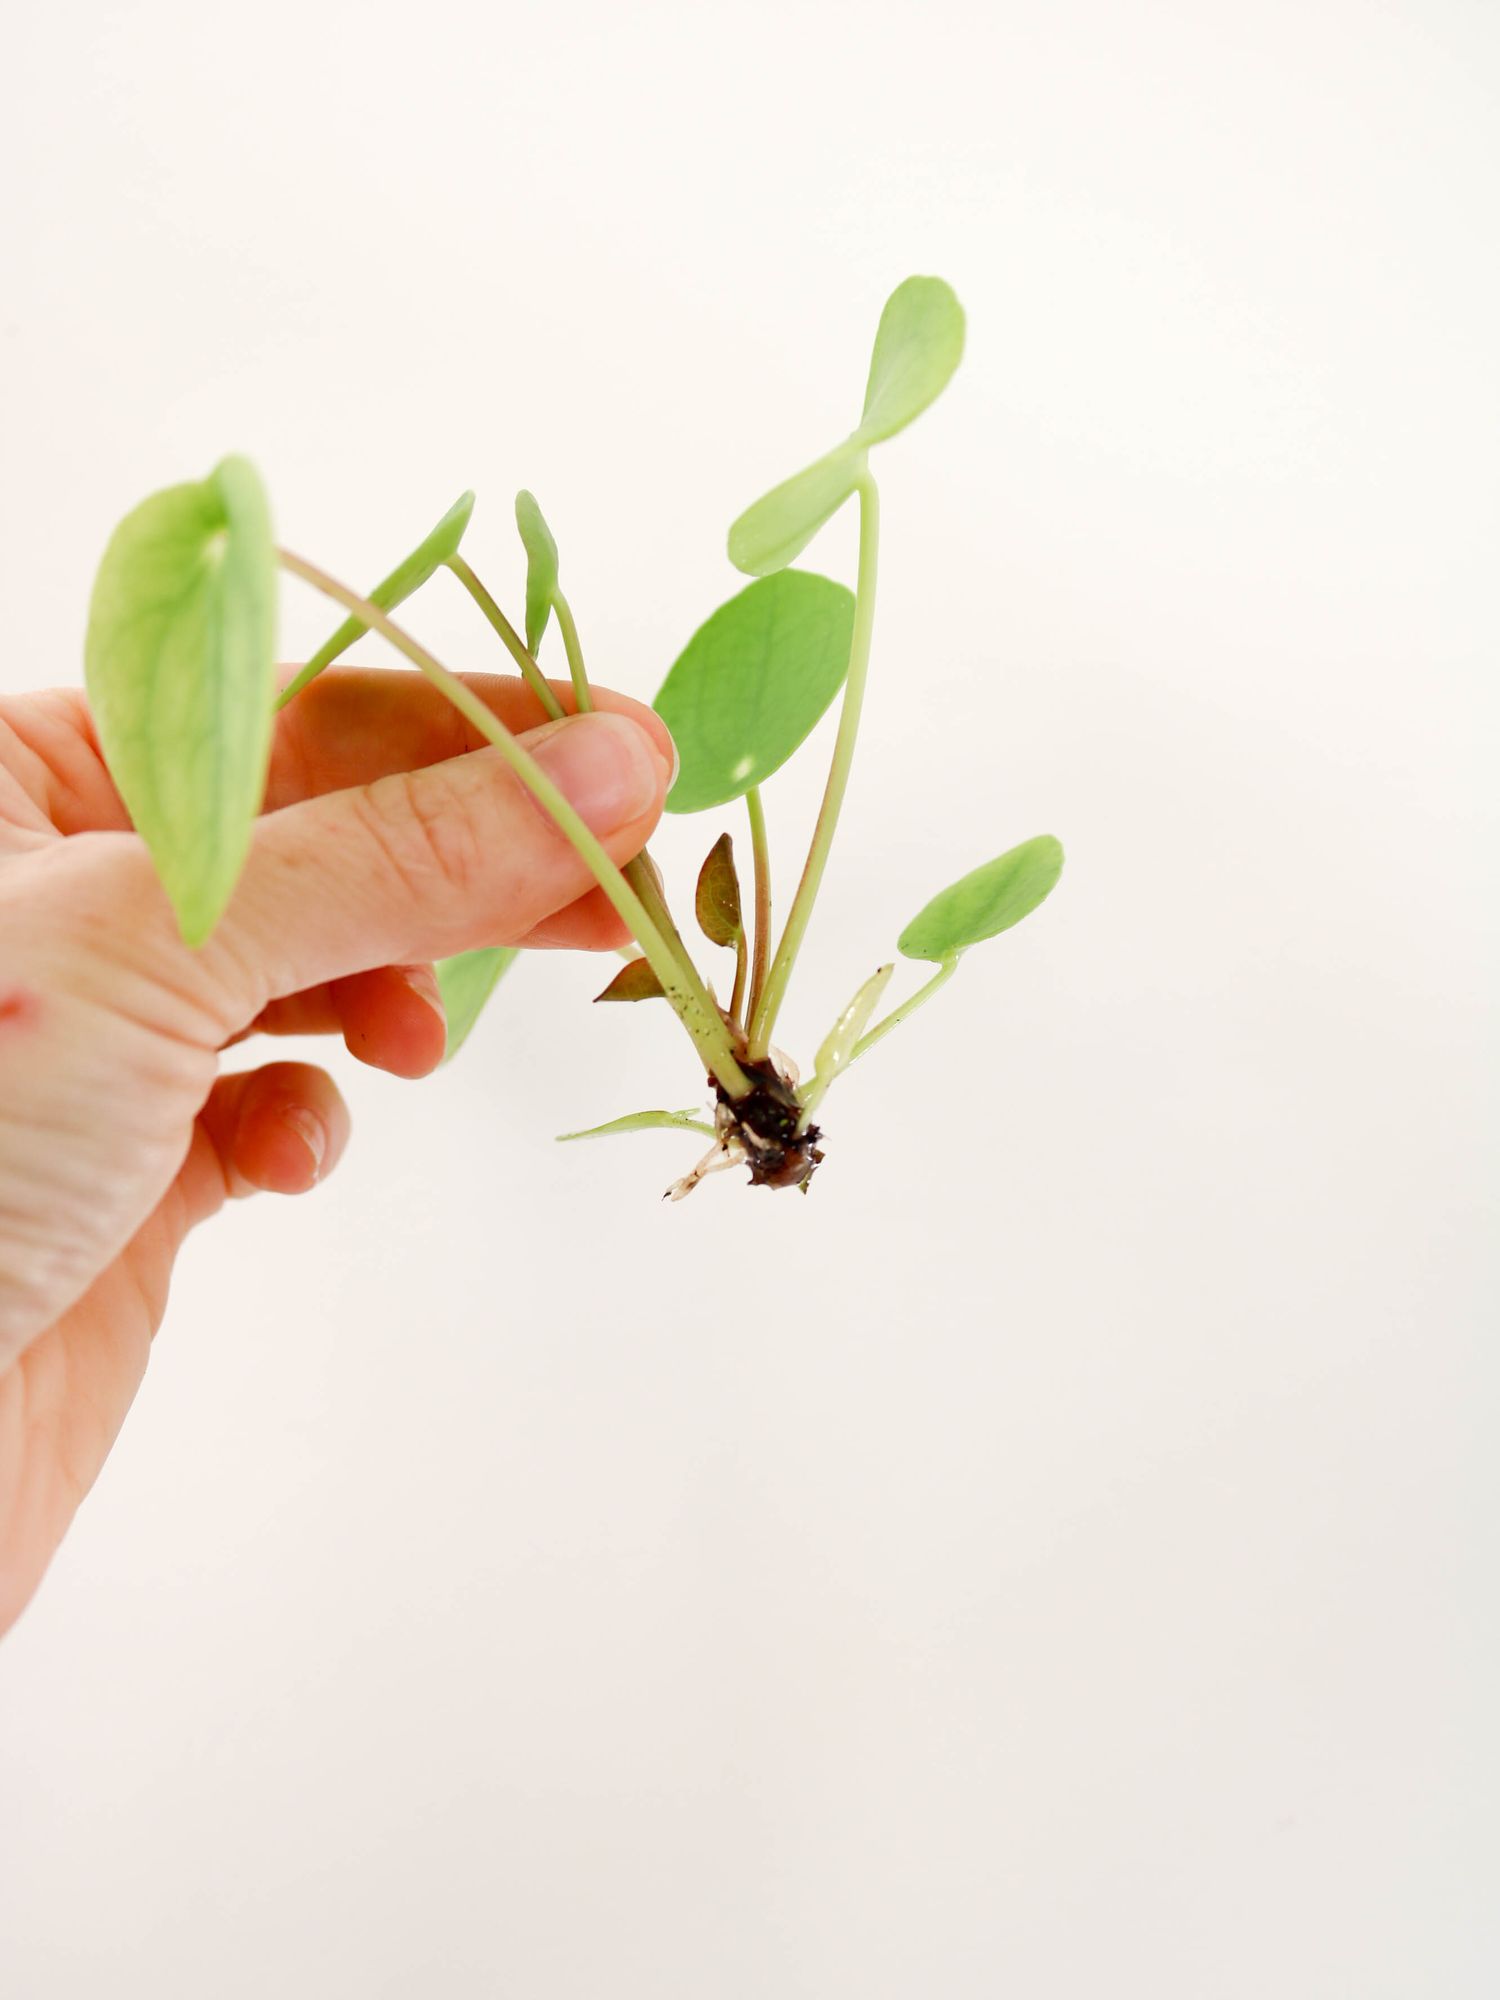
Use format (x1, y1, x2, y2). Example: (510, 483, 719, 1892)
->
(83, 276, 1063, 1198)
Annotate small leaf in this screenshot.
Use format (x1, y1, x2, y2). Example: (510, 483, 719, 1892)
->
(654, 571, 855, 813)
(515, 490, 559, 654)
(436, 946, 519, 1059)
(695, 832, 743, 947)
(287, 490, 475, 701)
(898, 836, 1064, 963)
(594, 956, 666, 1003)
(84, 454, 277, 945)
(557, 1108, 716, 1143)
(855, 276, 966, 446)
(804, 962, 894, 1112)
(726, 441, 866, 578)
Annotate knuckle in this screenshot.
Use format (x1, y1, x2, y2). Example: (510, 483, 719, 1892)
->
(354, 766, 486, 904)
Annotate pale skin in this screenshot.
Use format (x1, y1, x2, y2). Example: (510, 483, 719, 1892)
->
(0, 667, 675, 1636)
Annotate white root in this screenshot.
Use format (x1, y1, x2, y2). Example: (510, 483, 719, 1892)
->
(665, 1135, 747, 1202)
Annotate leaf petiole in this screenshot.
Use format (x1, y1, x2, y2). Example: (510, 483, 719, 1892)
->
(848, 953, 959, 1067)
(444, 555, 564, 720)
(551, 589, 593, 715)
(744, 786, 772, 1025)
(622, 850, 715, 1015)
(748, 471, 881, 1058)
(539, 571, 718, 1026)
(728, 924, 749, 1029)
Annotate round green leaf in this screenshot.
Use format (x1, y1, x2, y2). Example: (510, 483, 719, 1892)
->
(898, 836, 1064, 963)
(726, 441, 866, 578)
(515, 490, 559, 653)
(283, 489, 474, 704)
(654, 571, 856, 813)
(855, 276, 966, 446)
(436, 945, 518, 1059)
(84, 454, 277, 945)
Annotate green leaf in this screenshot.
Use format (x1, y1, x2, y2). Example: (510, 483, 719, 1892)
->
(282, 490, 474, 705)
(515, 490, 559, 654)
(436, 945, 518, 1059)
(726, 276, 963, 576)
(727, 441, 867, 578)
(557, 1108, 716, 1143)
(855, 276, 966, 445)
(594, 956, 666, 1003)
(695, 832, 743, 947)
(84, 454, 277, 946)
(898, 836, 1064, 963)
(654, 571, 856, 813)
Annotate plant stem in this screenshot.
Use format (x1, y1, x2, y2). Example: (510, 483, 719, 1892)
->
(748, 473, 881, 1059)
(728, 928, 749, 1028)
(539, 582, 713, 1012)
(445, 556, 564, 719)
(744, 786, 771, 1026)
(277, 547, 751, 1098)
(848, 955, 959, 1066)
(551, 590, 593, 714)
(622, 852, 718, 1016)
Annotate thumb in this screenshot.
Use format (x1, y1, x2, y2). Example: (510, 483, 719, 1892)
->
(201, 710, 670, 1016)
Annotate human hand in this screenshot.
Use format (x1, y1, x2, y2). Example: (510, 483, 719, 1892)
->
(0, 667, 672, 1633)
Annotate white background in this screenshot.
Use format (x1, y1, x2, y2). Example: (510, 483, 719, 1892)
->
(1, 1, 1495, 1993)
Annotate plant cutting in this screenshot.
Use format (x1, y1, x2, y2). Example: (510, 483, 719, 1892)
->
(82, 276, 1063, 1198)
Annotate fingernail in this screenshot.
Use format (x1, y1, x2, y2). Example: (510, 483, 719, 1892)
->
(524, 713, 663, 833)
(282, 1106, 327, 1181)
(397, 963, 447, 1027)
(662, 725, 680, 793)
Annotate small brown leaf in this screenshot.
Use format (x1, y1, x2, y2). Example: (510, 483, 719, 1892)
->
(594, 956, 666, 1003)
(695, 832, 743, 948)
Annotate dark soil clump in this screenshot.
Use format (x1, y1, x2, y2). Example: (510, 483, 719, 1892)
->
(715, 1057, 824, 1191)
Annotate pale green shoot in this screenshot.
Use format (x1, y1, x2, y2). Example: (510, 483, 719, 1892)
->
(797, 962, 894, 1124)
(558, 1109, 717, 1143)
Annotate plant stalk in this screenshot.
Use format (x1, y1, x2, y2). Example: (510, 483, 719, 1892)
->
(551, 590, 593, 715)
(848, 955, 959, 1066)
(622, 853, 719, 1015)
(539, 581, 717, 1014)
(748, 473, 881, 1058)
(744, 785, 772, 1026)
(277, 547, 751, 1097)
(445, 556, 564, 719)
(728, 928, 749, 1028)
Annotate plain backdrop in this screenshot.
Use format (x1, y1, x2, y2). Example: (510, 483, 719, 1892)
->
(0, 2, 1495, 1994)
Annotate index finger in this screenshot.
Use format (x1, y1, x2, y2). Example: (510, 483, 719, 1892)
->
(264, 666, 674, 813)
